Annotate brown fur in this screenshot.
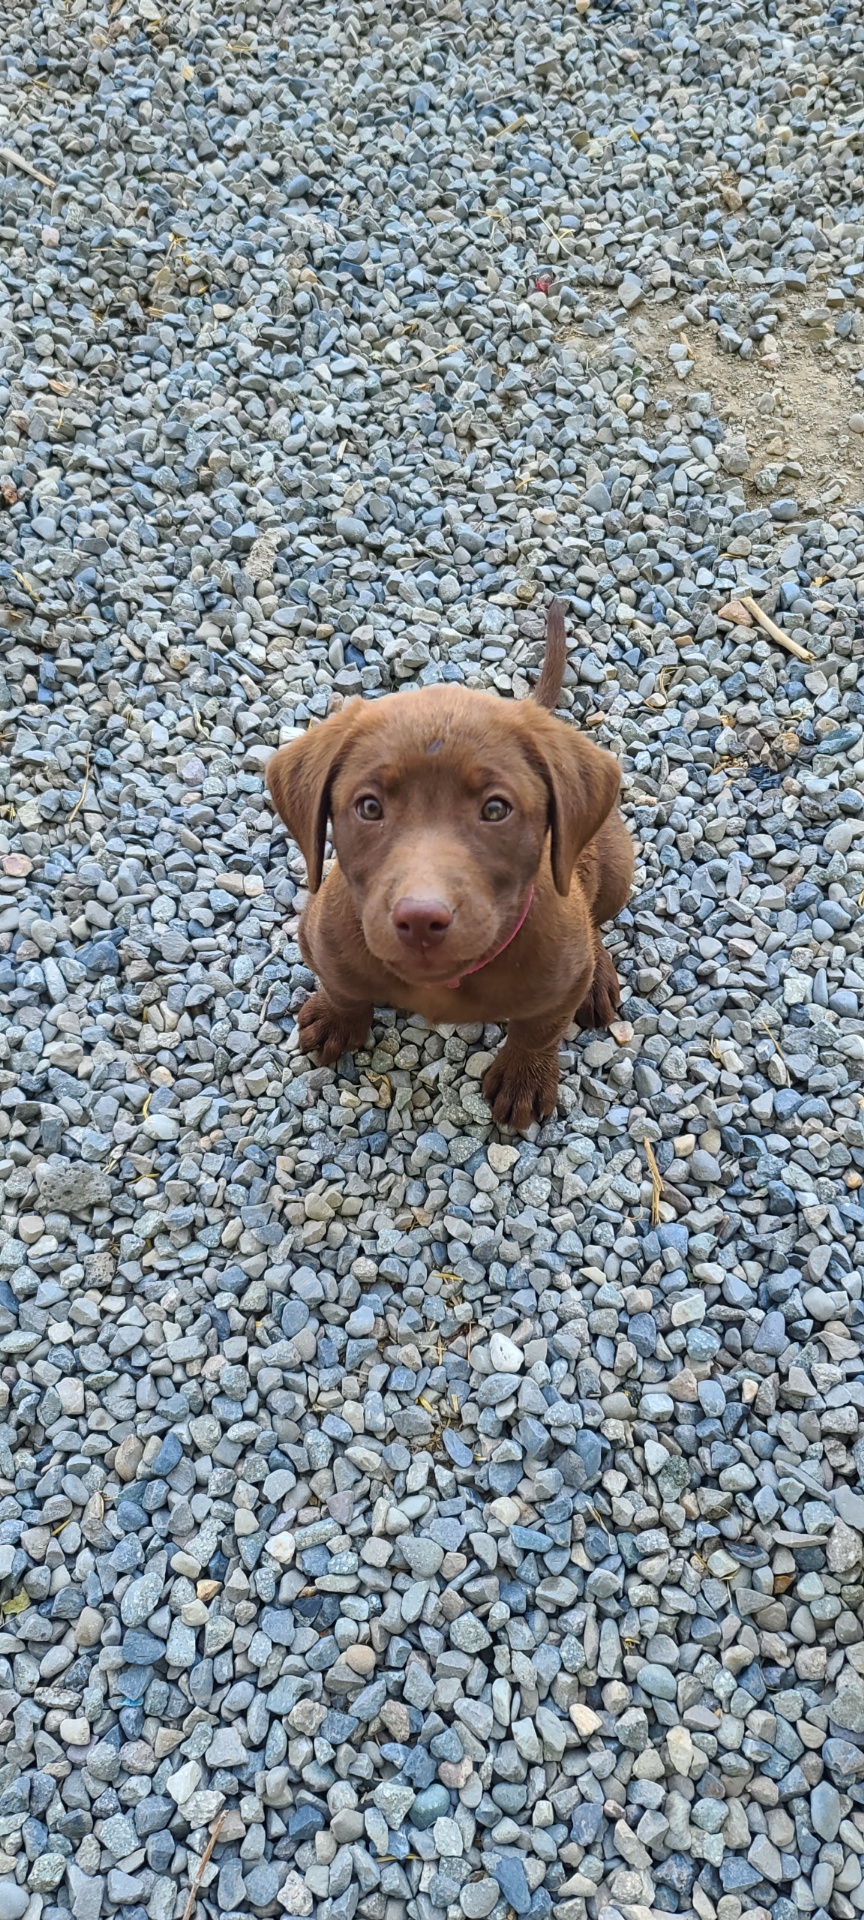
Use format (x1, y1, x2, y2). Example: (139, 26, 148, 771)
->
(267, 602, 634, 1131)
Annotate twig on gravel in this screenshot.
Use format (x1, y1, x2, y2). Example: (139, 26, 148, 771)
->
(643, 1139, 664, 1226)
(740, 594, 812, 663)
(758, 1015, 791, 1087)
(181, 1813, 225, 1920)
(0, 145, 56, 189)
(67, 750, 91, 826)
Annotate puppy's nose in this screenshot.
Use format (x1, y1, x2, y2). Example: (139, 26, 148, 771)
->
(392, 897, 453, 947)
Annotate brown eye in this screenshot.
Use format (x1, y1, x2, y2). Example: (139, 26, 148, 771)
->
(481, 797, 512, 822)
(356, 795, 383, 822)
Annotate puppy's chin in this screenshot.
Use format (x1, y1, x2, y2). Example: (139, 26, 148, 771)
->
(365, 936, 462, 986)
(397, 954, 475, 988)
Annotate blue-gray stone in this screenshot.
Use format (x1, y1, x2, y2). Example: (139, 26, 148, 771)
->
(321, 1710, 358, 1743)
(410, 1786, 451, 1829)
(122, 1631, 164, 1665)
(217, 1861, 246, 1910)
(117, 1667, 154, 1701)
(493, 1856, 531, 1915)
(571, 1803, 603, 1845)
(78, 939, 120, 978)
(281, 1300, 310, 1339)
(428, 1518, 467, 1554)
(753, 1310, 787, 1356)
(135, 1797, 173, 1838)
(810, 1781, 842, 1841)
(442, 1430, 473, 1468)
(120, 1567, 164, 1628)
(116, 1499, 150, 1534)
(260, 1608, 295, 1647)
(628, 1313, 657, 1356)
(352, 1679, 387, 1721)
(656, 1856, 695, 1896)
(245, 1863, 282, 1909)
(488, 1463, 522, 1496)
(518, 1417, 552, 1460)
(289, 1807, 325, 1840)
(686, 1326, 721, 1362)
(510, 1526, 554, 1552)
(637, 1662, 678, 1700)
(413, 1131, 449, 1167)
(572, 1430, 602, 1484)
(767, 1181, 797, 1217)
(823, 1738, 864, 1784)
(583, 482, 612, 513)
(822, 728, 862, 755)
(720, 1858, 763, 1892)
(147, 1832, 174, 1874)
(149, 1433, 182, 1476)
(335, 514, 367, 545)
(691, 1798, 727, 1834)
(737, 1662, 766, 1702)
(100, 1813, 138, 1857)
(0, 1888, 30, 1920)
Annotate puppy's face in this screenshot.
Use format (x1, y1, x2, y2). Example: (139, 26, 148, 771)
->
(327, 692, 549, 983)
(268, 685, 620, 986)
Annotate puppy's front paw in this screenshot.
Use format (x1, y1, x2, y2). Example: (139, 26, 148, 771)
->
(574, 946, 620, 1031)
(482, 1046, 559, 1132)
(296, 991, 372, 1066)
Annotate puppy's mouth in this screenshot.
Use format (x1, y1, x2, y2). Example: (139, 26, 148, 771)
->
(363, 907, 490, 985)
(365, 917, 510, 991)
(395, 948, 470, 984)
(379, 936, 472, 984)
(379, 881, 535, 989)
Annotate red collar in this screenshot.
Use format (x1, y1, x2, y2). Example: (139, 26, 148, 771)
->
(445, 886, 535, 991)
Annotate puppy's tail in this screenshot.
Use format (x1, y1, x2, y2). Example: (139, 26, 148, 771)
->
(533, 599, 567, 710)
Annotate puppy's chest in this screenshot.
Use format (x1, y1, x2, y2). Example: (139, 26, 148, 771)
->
(386, 967, 562, 1027)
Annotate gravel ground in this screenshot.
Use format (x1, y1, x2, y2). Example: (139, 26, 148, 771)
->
(2, 2, 864, 1920)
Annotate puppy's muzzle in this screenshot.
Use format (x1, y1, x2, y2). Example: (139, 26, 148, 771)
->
(392, 896, 453, 950)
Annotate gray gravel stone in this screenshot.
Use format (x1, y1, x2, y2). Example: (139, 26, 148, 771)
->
(492, 1857, 531, 1915)
(0, 1889, 29, 1920)
(810, 1781, 842, 1842)
(832, 1675, 864, 1732)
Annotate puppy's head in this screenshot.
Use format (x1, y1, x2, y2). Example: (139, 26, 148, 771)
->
(268, 687, 620, 985)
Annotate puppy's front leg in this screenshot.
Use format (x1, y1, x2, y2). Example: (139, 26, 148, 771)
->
(297, 989, 373, 1067)
(482, 1002, 575, 1132)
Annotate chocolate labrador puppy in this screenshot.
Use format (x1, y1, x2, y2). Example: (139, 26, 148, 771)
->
(267, 603, 633, 1131)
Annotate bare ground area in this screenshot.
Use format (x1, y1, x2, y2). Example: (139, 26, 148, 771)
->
(625, 293, 864, 510)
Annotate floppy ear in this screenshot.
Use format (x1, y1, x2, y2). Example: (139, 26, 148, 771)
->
(266, 711, 356, 893)
(524, 714, 621, 896)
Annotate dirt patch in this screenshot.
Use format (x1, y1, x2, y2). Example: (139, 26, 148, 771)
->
(626, 293, 864, 511)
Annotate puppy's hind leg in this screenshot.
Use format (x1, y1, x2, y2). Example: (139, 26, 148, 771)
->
(573, 811, 631, 1030)
(589, 815, 635, 928)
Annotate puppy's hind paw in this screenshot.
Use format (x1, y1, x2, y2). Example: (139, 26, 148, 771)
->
(296, 991, 372, 1067)
(481, 1046, 559, 1133)
(574, 945, 620, 1031)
